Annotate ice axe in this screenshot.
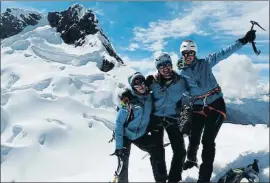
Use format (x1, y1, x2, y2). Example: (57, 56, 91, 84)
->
(110, 155, 124, 183)
(141, 142, 171, 160)
(249, 20, 266, 55)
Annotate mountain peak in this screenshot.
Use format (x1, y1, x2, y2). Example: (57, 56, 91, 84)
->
(69, 3, 84, 10)
(1, 8, 43, 39)
(47, 5, 99, 45)
(47, 4, 123, 70)
(66, 3, 86, 20)
(1, 4, 123, 71)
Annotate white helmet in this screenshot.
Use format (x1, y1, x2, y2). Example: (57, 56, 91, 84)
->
(180, 40, 197, 53)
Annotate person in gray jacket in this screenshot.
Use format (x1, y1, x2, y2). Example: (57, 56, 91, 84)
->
(176, 30, 256, 182)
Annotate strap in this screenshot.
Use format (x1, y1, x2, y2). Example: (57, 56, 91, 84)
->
(193, 106, 226, 120)
(123, 103, 133, 128)
(108, 130, 115, 143)
(194, 86, 221, 100)
(109, 91, 133, 143)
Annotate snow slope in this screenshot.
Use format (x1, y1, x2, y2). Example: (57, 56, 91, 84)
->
(1, 17, 269, 182)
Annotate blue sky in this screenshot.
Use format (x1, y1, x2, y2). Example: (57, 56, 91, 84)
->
(1, 1, 269, 79)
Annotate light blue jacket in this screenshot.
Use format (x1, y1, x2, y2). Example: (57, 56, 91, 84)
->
(149, 72, 189, 119)
(177, 40, 243, 105)
(115, 90, 153, 149)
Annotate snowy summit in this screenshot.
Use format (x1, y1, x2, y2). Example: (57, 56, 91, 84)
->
(1, 3, 269, 183)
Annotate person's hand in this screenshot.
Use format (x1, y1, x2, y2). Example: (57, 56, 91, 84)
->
(238, 30, 256, 45)
(145, 75, 154, 87)
(111, 149, 126, 160)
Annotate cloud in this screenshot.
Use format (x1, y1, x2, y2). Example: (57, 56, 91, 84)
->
(124, 43, 140, 51)
(209, 2, 269, 37)
(131, 14, 208, 52)
(256, 40, 269, 44)
(92, 8, 104, 16)
(214, 54, 269, 98)
(121, 55, 156, 76)
(253, 63, 269, 71)
(129, 1, 269, 53)
(121, 51, 180, 76)
(249, 54, 270, 63)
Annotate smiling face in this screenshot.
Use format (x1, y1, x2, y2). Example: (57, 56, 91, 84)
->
(157, 62, 173, 77)
(133, 83, 146, 94)
(182, 50, 196, 65)
(132, 76, 146, 94)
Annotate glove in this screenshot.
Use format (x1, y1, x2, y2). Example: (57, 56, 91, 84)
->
(145, 75, 154, 87)
(238, 30, 256, 45)
(183, 159, 198, 170)
(111, 149, 126, 160)
(118, 88, 132, 101)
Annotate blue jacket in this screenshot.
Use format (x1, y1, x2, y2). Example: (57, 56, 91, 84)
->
(115, 90, 153, 149)
(149, 72, 189, 119)
(177, 40, 243, 105)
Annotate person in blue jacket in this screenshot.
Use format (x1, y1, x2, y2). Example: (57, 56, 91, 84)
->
(113, 72, 167, 183)
(146, 53, 190, 183)
(176, 30, 257, 182)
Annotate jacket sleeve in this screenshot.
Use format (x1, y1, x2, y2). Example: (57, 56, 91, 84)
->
(205, 40, 243, 68)
(115, 106, 129, 149)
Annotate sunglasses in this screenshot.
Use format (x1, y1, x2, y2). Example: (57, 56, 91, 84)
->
(132, 77, 145, 88)
(182, 51, 195, 57)
(157, 62, 172, 70)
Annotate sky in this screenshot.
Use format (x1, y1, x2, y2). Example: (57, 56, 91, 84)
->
(1, 1, 269, 80)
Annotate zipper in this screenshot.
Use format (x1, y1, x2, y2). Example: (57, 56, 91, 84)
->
(136, 96, 145, 135)
(191, 66, 204, 105)
(162, 89, 168, 114)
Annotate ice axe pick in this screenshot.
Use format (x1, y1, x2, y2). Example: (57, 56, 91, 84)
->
(250, 20, 266, 55)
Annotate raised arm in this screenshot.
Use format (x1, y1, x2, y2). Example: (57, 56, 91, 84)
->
(115, 106, 129, 149)
(205, 40, 243, 68)
(206, 30, 256, 68)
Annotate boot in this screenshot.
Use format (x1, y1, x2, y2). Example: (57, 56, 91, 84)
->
(183, 159, 198, 170)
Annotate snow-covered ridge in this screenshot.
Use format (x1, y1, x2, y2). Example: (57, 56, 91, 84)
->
(1, 8, 44, 39)
(2, 4, 123, 71)
(4, 8, 43, 22)
(1, 21, 135, 181)
(46, 3, 123, 67)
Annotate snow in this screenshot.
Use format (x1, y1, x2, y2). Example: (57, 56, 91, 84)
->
(70, 4, 86, 20)
(10, 40, 31, 50)
(1, 14, 269, 183)
(5, 8, 44, 23)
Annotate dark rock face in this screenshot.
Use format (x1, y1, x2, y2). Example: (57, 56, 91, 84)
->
(101, 58, 115, 72)
(99, 30, 123, 65)
(0, 8, 43, 39)
(47, 4, 99, 46)
(1, 4, 124, 72)
(47, 4, 123, 71)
